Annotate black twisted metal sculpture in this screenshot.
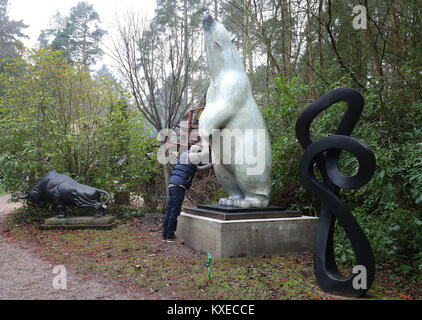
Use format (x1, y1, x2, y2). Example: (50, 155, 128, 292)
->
(295, 88, 376, 297)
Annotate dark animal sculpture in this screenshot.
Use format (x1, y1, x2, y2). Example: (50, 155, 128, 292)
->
(18, 171, 110, 219)
(295, 88, 376, 297)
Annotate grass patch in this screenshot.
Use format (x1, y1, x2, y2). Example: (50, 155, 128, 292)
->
(2, 207, 421, 300)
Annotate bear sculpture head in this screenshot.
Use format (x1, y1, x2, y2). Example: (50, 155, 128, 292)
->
(202, 12, 244, 79)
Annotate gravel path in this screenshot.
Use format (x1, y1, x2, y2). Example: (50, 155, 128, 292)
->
(0, 195, 164, 300)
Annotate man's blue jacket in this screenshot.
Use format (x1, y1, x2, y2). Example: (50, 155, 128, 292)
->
(168, 151, 197, 190)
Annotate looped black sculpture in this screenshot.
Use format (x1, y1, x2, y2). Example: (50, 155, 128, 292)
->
(295, 88, 376, 297)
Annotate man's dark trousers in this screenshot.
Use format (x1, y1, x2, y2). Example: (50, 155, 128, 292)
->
(162, 186, 186, 238)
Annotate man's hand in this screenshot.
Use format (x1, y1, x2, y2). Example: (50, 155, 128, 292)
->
(197, 163, 213, 172)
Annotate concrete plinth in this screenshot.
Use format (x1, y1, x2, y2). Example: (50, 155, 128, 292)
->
(40, 216, 116, 230)
(175, 212, 318, 259)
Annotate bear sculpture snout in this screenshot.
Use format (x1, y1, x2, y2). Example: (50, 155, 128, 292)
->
(202, 12, 215, 29)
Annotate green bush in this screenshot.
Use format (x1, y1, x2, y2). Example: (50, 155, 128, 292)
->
(264, 75, 422, 277)
(0, 48, 163, 207)
(263, 76, 310, 208)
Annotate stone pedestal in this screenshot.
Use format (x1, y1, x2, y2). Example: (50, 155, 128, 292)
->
(176, 207, 318, 259)
(40, 216, 116, 230)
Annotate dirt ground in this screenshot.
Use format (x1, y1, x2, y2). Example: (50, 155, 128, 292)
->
(0, 194, 168, 300)
(127, 211, 201, 259)
(1, 195, 419, 301)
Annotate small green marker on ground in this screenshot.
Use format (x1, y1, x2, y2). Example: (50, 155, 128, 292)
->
(206, 253, 212, 281)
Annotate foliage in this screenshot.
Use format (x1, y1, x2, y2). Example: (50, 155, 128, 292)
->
(263, 76, 310, 208)
(264, 75, 422, 278)
(0, 48, 161, 205)
(110, 205, 148, 221)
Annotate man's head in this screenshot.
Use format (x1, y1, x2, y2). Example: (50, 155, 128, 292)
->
(190, 144, 201, 153)
(188, 144, 202, 165)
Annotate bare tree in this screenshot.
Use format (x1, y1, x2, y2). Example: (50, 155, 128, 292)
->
(111, 12, 195, 131)
(110, 11, 200, 187)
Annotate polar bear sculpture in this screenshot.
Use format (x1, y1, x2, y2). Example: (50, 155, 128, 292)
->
(199, 12, 272, 208)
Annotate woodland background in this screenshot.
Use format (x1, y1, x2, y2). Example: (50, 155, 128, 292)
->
(0, 0, 421, 277)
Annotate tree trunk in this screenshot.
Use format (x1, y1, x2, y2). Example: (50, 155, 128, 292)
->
(306, 0, 315, 100)
(214, 0, 218, 20)
(246, 0, 253, 73)
(318, 0, 323, 67)
(183, 0, 189, 107)
(389, 0, 407, 104)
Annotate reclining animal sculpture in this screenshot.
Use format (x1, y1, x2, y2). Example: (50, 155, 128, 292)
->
(18, 171, 110, 218)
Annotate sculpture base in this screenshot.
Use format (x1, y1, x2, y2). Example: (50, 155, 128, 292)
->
(184, 205, 301, 220)
(176, 208, 318, 259)
(40, 216, 116, 230)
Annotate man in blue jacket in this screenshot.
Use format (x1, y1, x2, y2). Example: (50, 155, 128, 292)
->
(162, 145, 213, 242)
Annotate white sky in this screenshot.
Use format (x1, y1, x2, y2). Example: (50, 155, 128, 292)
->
(7, 0, 157, 71)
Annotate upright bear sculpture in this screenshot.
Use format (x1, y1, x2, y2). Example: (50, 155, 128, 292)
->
(18, 171, 110, 218)
(199, 12, 272, 208)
